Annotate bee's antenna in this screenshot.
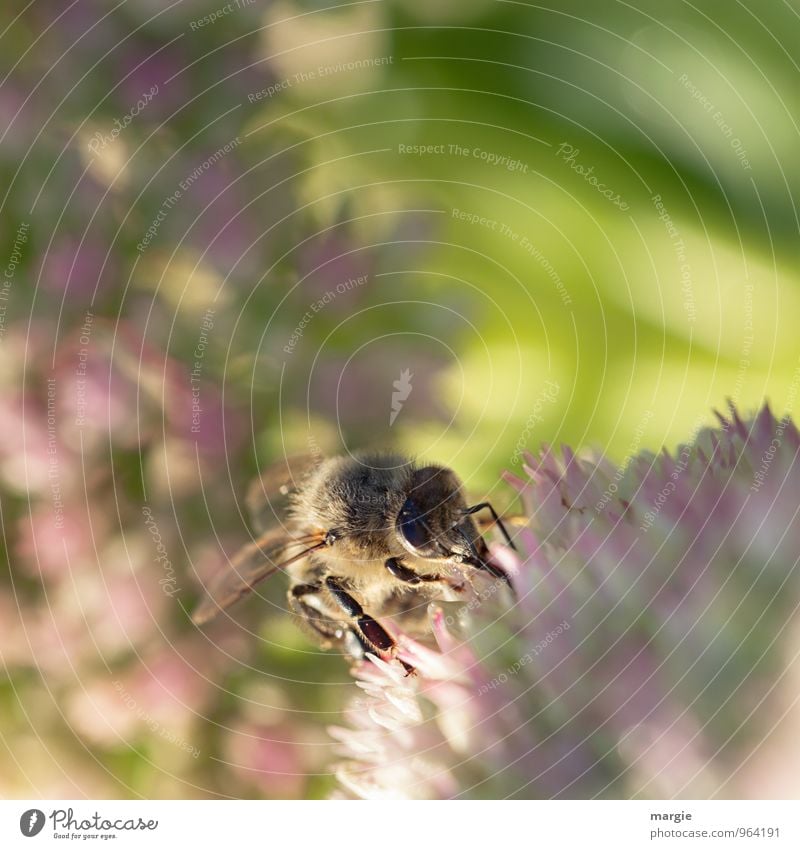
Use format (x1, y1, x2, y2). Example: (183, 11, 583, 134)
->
(460, 502, 517, 550)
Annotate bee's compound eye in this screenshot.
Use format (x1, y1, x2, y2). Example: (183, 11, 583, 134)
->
(397, 498, 430, 551)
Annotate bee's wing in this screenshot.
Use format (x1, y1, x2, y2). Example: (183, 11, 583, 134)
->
(245, 453, 321, 533)
(191, 528, 326, 626)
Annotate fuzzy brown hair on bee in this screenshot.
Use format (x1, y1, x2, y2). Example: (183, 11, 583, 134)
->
(192, 451, 516, 672)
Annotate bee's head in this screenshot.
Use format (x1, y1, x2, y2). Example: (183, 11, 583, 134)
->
(395, 465, 475, 560)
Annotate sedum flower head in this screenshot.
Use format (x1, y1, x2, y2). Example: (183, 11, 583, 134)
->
(330, 404, 800, 799)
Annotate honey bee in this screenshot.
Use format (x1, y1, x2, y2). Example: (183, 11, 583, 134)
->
(192, 452, 516, 669)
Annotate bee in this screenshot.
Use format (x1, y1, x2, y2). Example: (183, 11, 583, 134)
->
(192, 452, 516, 670)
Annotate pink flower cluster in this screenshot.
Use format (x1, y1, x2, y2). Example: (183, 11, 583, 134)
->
(331, 405, 800, 799)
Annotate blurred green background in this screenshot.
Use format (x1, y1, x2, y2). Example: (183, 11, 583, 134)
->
(1, 0, 798, 798)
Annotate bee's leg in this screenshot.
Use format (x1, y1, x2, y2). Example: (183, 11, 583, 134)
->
(325, 576, 393, 652)
(465, 550, 515, 595)
(342, 627, 372, 662)
(289, 583, 376, 665)
(455, 529, 516, 595)
(324, 576, 415, 675)
(468, 556, 514, 589)
(384, 556, 465, 594)
(384, 556, 445, 585)
(288, 583, 346, 648)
